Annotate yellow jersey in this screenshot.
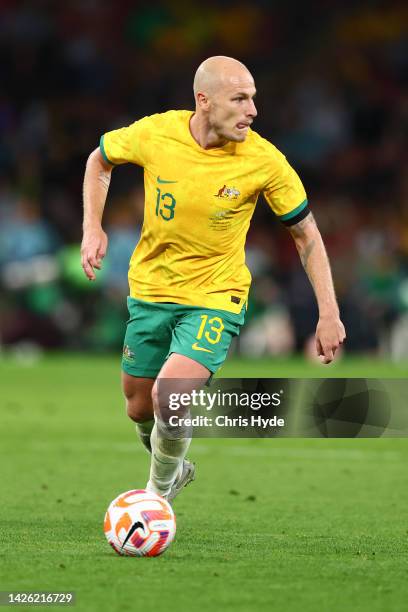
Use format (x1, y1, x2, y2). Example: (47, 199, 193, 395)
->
(100, 110, 308, 314)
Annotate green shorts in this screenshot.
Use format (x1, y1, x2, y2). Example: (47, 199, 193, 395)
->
(122, 297, 246, 377)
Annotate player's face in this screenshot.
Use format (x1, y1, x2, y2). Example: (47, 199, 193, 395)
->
(209, 75, 257, 143)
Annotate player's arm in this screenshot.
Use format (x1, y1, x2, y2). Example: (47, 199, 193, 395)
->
(81, 147, 113, 280)
(287, 212, 346, 363)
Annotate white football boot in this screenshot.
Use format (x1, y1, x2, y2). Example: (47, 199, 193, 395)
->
(167, 460, 196, 504)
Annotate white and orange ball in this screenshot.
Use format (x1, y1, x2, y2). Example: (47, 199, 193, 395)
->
(104, 489, 176, 557)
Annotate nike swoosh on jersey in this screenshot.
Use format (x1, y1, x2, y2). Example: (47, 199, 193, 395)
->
(157, 176, 178, 184)
(191, 342, 214, 353)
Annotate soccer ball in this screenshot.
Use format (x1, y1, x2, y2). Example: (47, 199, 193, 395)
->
(104, 489, 176, 557)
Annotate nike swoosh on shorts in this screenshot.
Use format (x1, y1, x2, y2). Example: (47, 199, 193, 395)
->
(191, 342, 214, 353)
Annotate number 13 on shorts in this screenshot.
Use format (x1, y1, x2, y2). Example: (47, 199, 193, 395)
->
(196, 315, 225, 344)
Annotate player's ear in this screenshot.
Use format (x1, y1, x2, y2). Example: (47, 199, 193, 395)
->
(196, 92, 210, 110)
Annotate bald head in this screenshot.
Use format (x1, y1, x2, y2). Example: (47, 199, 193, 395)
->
(190, 55, 257, 147)
(193, 56, 254, 97)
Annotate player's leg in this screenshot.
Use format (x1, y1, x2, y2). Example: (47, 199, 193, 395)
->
(146, 304, 246, 500)
(147, 353, 209, 498)
(122, 373, 155, 452)
(121, 297, 176, 454)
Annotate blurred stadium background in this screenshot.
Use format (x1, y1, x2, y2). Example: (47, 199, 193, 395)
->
(2, 6, 408, 609)
(1, 0, 407, 366)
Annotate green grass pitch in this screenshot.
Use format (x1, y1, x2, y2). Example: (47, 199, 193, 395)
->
(1, 355, 407, 612)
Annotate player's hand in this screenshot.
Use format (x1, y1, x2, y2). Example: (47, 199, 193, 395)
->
(81, 226, 108, 280)
(315, 315, 346, 364)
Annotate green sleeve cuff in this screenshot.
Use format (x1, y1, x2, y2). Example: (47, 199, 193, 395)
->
(279, 199, 308, 221)
(99, 135, 115, 165)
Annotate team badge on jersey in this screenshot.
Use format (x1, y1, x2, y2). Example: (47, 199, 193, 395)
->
(214, 185, 240, 199)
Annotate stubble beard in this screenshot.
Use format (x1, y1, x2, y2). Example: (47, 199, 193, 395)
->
(213, 120, 247, 144)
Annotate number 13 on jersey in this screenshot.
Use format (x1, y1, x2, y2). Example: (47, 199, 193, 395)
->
(156, 188, 176, 221)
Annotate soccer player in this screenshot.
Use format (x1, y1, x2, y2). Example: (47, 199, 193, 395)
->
(81, 56, 346, 502)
